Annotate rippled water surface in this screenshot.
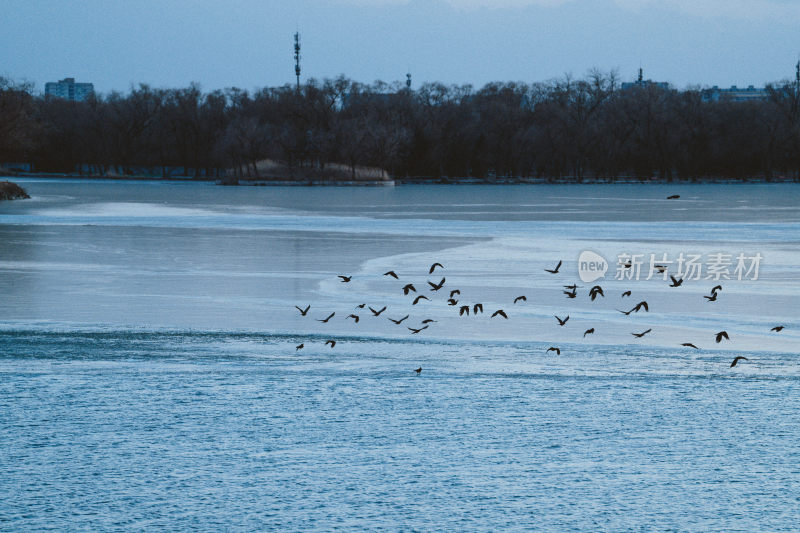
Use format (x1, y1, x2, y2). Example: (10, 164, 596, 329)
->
(1, 180, 799, 530)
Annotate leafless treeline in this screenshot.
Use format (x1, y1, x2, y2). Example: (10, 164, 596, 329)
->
(2, 71, 799, 180)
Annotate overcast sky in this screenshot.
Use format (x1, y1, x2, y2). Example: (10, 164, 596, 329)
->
(3, 0, 798, 94)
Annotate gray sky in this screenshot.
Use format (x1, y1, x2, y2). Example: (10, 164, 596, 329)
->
(3, 0, 799, 94)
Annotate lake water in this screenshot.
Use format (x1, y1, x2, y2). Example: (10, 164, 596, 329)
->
(1, 179, 799, 530)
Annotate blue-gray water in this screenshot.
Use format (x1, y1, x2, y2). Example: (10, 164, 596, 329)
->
(1, 180, 799, 530)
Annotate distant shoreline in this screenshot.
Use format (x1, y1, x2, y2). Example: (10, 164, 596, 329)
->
(4, 171, 798, 186)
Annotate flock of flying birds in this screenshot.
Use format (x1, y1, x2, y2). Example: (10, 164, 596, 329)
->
(293, 256, 787, 372)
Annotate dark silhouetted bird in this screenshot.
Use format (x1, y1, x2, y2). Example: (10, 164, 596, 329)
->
(655, 265, 668, 274)
(491, 309, 508, 319)
(564, 288, 577, 299)
(514, 295, 527, 304)
(546, 347, 561, 355)
(296, 343, 304, 350)
(459, 305, 470, 316)
(429, 262, 444, 274)
(389, 315, 409, 324)
(667, 194, 680, 199)
(632, 329, 652, 338)
(730, 356, 748, 367)
(669, 275, 683, 287)
(402, 283, 416, 295)
(589, 286, 604, 300)
(449, 289, 460, 298)
(347, 314, 360, 323)
(555, 315, 569, 326)
(715, 331, 730, 343)
(317, 312, 335, 323)
(355, 303, 366, 309)
(563, 284, 578, 291)
(704, 292, 717, 302)
(384, 270, 399, 279)
(428, 277, 446, 291)
(338, 275, 352, 283)
(325, 340, 336, 348)
(414, 367, 422, 374)
(408, 325, 429, 334)
(447, 298, 459, 306)
(295, 304, 310, 316)
(412, 295, 429, 305)
(771, 326, 785, 332)
(545, 260, 562, 274)
(584, 328, 595, 337)
(681, 343, 699, 349)
(621, 290, 632, 298)
(711, 285, 722, 294)
(369, 306, 387, 316)
(421, 319, 437, 324)
(473, 303, 483, 314)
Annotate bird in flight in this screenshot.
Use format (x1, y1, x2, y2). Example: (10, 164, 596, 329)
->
(545, 260, 562, 274)
(619, 301, 648, 315)
(669, 275, 683, 287)
(447, 298, 459, 306)
(295, 304, 310, 316)
(546, 347, 561, 355)
(654, 265, 668, 274)
(632, 329, 652, 338)
(514, 295, 527, 304)
(317, 312, 335, 323)
(402, 283, 416, 295)
(355, 303, 366, 309)
(338, 275, 352, 283)
(384, 270, 399, 279)
(667, 194, 680, 199)
(296, 343, 304, 350)
(563, 284, 579, 291)
(429, 262, 444, 274)
(473, 303, 483, 314)
(555, 315, 569, 326)
(704, 292, 717, 302)
(421, 319, 437, 324)
(715, 331, 730, 343)
(408, 325, 429, 334)
(711, 285, 722, 294)
(491, 309, 508, 319)
(325, 340, 336, 348)
(563, 288, 577, 299)
(414, 367, 422, 374)
(389, 315, 409, 324)
(681, 343, 699, 350)
(449, 289, 460, 299)
(347, 314, 360, 323)
(428, 277, 446, 291)
(369, 306, 387, 316)
(589, 286, 604, 300)
(621, 290, 632, 298)
(583, 328, 595, 337)
(771, 326, 785, 332)
(459, 305, 470, 316)
(412, 295, 429, 305)
(730, 356, 748, 367)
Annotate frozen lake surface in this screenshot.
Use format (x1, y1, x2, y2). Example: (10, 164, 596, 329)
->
(1, 179, 799, 530)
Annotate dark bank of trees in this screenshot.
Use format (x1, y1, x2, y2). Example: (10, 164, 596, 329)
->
(2, 72, 800, 181)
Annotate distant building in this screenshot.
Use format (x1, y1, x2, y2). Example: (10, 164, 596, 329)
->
(701, 85, 769, 102)
(44, 77, 94, 102)
(621, 68, 669, 91)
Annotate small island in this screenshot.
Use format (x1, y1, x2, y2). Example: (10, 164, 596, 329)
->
(0, 181, 30, 201)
